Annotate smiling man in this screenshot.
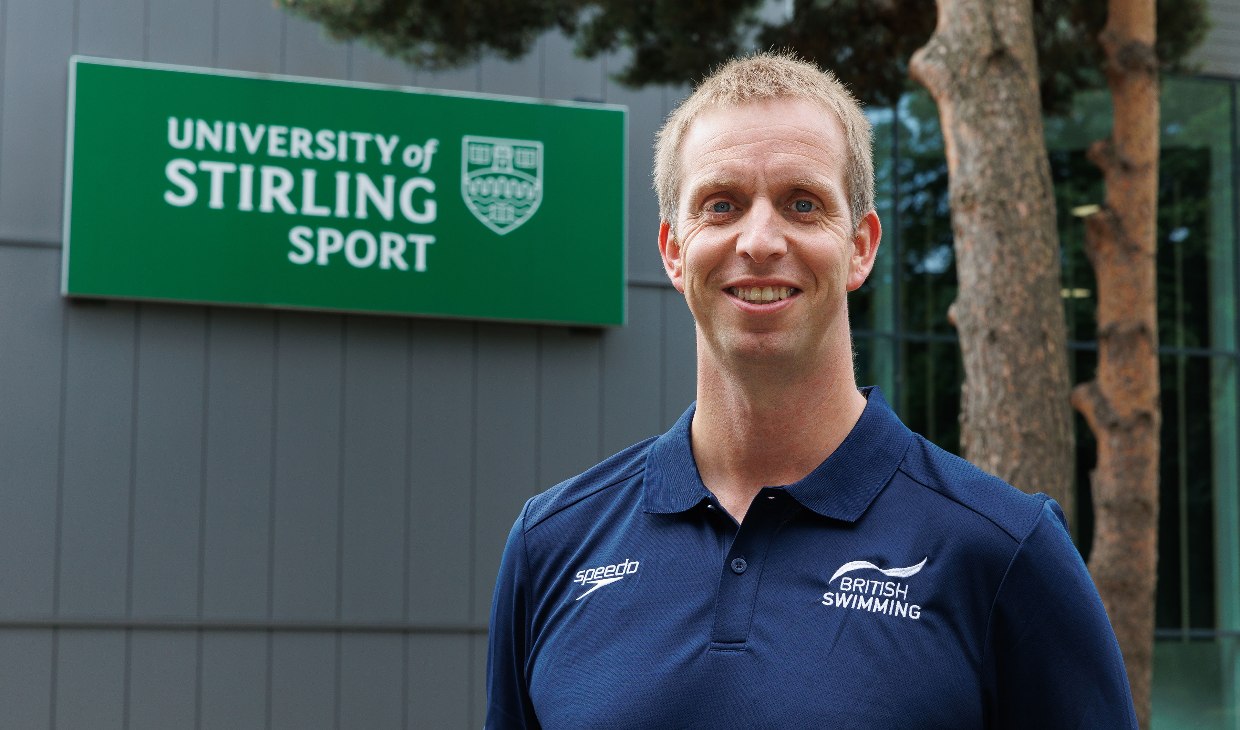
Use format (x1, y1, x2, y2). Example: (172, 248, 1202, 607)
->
(486, 52, 1136, 728)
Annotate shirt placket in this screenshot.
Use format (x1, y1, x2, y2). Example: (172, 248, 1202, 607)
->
(708, 487, 795, 650)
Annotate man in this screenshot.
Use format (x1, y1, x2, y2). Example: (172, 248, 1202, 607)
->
(487, 51, 1136, 728)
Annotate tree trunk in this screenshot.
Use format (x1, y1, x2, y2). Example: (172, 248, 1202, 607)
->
(1071, 0, 1160, 726)
(909, 0, 1075, 525)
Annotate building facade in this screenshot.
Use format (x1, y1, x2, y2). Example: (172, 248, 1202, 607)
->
(0, 1, 1236, 728)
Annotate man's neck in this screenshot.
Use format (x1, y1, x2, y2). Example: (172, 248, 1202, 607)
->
(690, 352, 867, 523)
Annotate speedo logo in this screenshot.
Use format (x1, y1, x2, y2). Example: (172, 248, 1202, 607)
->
(573, 558, 640, 600)
(820, 557, 928, 621)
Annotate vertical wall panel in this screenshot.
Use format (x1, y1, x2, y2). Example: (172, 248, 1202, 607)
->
(282, 11, 349, 79)
(472, 326, 539, 624)
(662, 289, 697, 425)
(407, 634, 471, 728)
(663, 83, 692, 125)
(216, 0, 282, 73)
(542, 31, 604, 102)
(0, 248, 61, 616)
(131, 307, 205, 619)
(0, 0, 4, 200)
(480, 41, 542, 96)
(605, 52, 665, 282)
(415, 61, 480, 93)
(0, 629, 52, 728)
(1189, 0, 1240, 75)
(407, 321, 474, 624)
(199, 631, 267, 730)
(127, 631, 197, 730)
(76, 0, 144, 59)
(537, 328, 603, 484)
(341, 318, 408, 622)
(0, 0, 72, 243)
(269, 633, 336, 730)
(471, 633, 488, 727)
(202, 310, 275, 619)
(54, 630, 126, 730)
(58, 302, 136, 618)
(147, 0, 215, 66)
(271, 313, 342, 621)
(349, 42, 416, 87)
(601, 286, 666, 454)
(339, 633, 403, 730)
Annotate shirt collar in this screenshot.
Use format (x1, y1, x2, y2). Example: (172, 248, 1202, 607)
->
(642, 386, 913, 522)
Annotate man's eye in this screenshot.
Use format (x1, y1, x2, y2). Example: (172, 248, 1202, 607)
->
(710, 201, 733, 213)
(793, 199, 815, 213)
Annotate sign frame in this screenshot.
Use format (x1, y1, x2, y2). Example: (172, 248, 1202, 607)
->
(62, 56, 628, 327)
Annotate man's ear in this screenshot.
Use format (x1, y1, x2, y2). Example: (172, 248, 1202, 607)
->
(846, 210, 882, 292)
(659, 221, 686, 293)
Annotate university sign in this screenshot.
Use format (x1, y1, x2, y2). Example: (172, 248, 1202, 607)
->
(62, 57, 627, 326)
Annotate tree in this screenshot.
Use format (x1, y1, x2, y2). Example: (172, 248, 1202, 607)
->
(279, 1, 1206, 724)
(1070, 0, 1162, 725)
(908, 0, 1073, 546)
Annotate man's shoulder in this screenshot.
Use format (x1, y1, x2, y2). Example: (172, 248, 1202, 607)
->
(520, 435, 657, 532)
(896, 433, 1052, 545)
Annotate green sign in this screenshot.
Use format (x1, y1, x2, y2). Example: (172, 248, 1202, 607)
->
(62, 57, 626, 326)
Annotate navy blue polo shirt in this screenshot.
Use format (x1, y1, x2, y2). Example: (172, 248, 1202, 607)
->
(486, 388, 1136, 728)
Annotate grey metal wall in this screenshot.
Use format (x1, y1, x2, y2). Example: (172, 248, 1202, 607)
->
(0, 2, 694, 728)
(1194, 0, 1240, 77)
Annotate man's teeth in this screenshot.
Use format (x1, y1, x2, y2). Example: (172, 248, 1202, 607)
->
(730, 286, 794, 303)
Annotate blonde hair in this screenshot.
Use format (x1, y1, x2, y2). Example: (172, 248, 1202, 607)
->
(653, 51, 874, 235)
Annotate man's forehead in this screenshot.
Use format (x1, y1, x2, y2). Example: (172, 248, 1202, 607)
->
(678, 99, 848, 192)
(686, 97, 842, 139)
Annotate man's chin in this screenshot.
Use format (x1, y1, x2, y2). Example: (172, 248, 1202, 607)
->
(709, 333, 805, 367)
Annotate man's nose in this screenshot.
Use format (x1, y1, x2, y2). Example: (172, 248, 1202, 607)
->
(735, 200, 787, 264)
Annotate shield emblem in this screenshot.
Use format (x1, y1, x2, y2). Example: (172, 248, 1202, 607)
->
(461, 136, 544, 236)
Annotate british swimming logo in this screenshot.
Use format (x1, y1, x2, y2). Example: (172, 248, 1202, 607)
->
(820, 556, 928, 620)
(573, 558, 640, 600)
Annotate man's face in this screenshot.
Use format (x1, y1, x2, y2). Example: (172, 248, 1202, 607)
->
(659, 98, 880, 371)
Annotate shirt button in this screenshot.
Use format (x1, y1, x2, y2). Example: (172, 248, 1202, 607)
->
(730, 557, 748, 574)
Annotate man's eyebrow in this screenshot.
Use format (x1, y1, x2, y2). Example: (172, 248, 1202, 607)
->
(683, 173, 842, 202)
(787, 175, 837, 191)
(684, 176, 743, 197)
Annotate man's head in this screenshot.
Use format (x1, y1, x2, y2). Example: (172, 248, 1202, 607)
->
(654, 51, 874, 236)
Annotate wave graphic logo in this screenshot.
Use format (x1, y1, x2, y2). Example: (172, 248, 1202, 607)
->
(829, 557, 928, 584)
(573, 558, 640, 601)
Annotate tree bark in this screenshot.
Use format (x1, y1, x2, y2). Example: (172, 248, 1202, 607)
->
(909, 0, 1075, 525)
(1072, 0, 1160, 726)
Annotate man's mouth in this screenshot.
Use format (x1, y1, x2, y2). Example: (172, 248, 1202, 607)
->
(728, 286, 797, 304)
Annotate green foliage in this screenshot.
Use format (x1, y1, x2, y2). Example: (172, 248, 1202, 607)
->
(572, 0, 766, 89)
(754, 0, 935, 108)
(281, 0, 1209, 112)
(277, 0, 580, 68)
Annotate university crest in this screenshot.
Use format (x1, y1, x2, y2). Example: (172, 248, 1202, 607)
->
(461, 136, 543, 235)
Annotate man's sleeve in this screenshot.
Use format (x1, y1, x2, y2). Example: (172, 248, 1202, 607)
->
(986, 500, 1138, 729)
(486, 509, 540, 729)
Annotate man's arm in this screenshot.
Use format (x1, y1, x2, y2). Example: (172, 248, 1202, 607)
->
(985, 500, 1138, 729)
(486, 512, 540, 729)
